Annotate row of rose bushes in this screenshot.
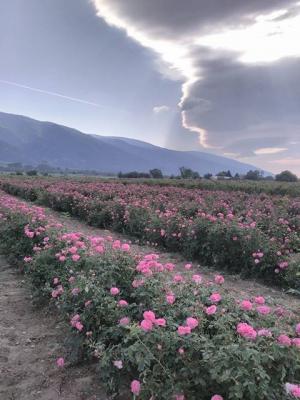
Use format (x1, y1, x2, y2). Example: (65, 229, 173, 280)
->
(117, 178, 300, 197)
(0, 177, 299, 291)
(0, 191, 300, 399)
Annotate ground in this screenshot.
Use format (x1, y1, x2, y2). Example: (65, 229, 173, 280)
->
(0, 198, 299, 399)
(0, 255, 107, 400)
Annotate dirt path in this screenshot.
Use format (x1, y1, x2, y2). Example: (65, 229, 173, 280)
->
(0, 255, 107, 400)
(46, 208, 300, 315)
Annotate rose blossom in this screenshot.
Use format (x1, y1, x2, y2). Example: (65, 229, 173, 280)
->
(119, 317, 130, 326)
(131, 380, 141, 396)
(205, 305, 217, 315)
(236, 323, 257, 340)
(178, 326, 191, 335)
(110, 287, 120, 296)
(240, 300, 253, 311)
(277, 334, 291, 346)
(214, 275, 224, 285)
(56, 357, 65, 367)
(140, 319, 153, 332)
(186, 317, 199, 330)
(210, 293, 222, 303)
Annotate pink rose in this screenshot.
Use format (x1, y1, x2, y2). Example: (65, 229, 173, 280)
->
(118, 300, 128, 307)
(56, 357, 65, 368)
(119, 317, 130, 326)
(140, 319, 153, 332)
(121, 243, 130, 252)
(110, 287, 120, 296)
(192, 274, 202, 284)
(254, 296, 265, 305)
(131, 380, 141, 395)
(257, 329, 272, 337)
(240, 300, 253, 311)
(292, 338, 300, 348)
(177, 326, 191, 335)
(186, 317, 199, 330)
(155, 318, 166, 327)
(113, 360, 123, 369)
(205, 305, 217, 315)
(277, 334, 291, 346)
(75, 321, 84, 331)
(210, 293, 222, 303)
(173, 274, 184, 283)
(256, 305, 271, 315)
(214, 275, 224, 285)
(166, 294, 175, 304)
(143, 310, 156, 322)
(237, 323, 257, 340)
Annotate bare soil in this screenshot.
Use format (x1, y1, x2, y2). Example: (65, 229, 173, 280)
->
(0, 255, 107, 400)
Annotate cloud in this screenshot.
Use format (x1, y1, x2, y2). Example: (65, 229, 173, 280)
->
(272, 157, 300, 165)
(153, 105, 170, 114)
(91, 0, 300, 164)
(254, 147, 288, 155)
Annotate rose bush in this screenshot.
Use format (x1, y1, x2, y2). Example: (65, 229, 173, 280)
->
(0, 190, 299, 399)
(0, 176, 299, 291)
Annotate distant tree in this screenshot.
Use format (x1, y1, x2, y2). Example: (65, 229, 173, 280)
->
(244, 170, 262, 181)
(26, 170, 38, 176)
(233, 173, 240, 180)
(204, 173, 213, 179)
(275, 170, 298, 182)
(263, 175, 274, 181)
(192, 171, 200, 179)
(117, 171, 151, 178)
(8, 162, 23, 170)
(180, 166, 193, 179)
(179, 167, 200, 179)
(217, 170, 231, 178)
(149, 168, 163, 179)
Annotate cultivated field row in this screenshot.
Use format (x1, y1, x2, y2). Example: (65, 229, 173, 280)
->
(0, 176, 299, 292)
(0, 189, 300, 399)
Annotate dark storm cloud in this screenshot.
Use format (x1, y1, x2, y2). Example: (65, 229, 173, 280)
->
(93, 0, 298, 38)
(182, 54, 300, 153)
(93, 1, 300, 155)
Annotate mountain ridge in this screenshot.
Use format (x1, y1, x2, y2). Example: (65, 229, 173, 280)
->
(0, 111, 268, 175)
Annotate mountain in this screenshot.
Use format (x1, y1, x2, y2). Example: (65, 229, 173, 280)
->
(0, 111, 266, 175)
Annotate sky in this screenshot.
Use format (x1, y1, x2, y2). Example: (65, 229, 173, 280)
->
(0, 0, 300, 175)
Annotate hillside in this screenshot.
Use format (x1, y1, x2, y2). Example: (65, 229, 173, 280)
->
(0, 111, 265, 175)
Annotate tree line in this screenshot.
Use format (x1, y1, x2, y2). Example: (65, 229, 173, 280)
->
(118, 168, 298, 182)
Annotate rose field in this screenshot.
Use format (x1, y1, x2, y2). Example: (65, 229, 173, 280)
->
(0, 186, 300, 400)
(0, 176, 299, 292)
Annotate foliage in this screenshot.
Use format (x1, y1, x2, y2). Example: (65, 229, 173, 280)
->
(0, 176, 299, 291)
(0, 191, 300, 399)
(276, 171, 298, 183)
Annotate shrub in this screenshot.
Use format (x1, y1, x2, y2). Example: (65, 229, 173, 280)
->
(0, 191, 299, 399)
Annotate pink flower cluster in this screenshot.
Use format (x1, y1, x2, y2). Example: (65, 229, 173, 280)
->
(236, 323, 257, 340)
(140, 310, 166, 332)
(70, 314, 84, 331)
